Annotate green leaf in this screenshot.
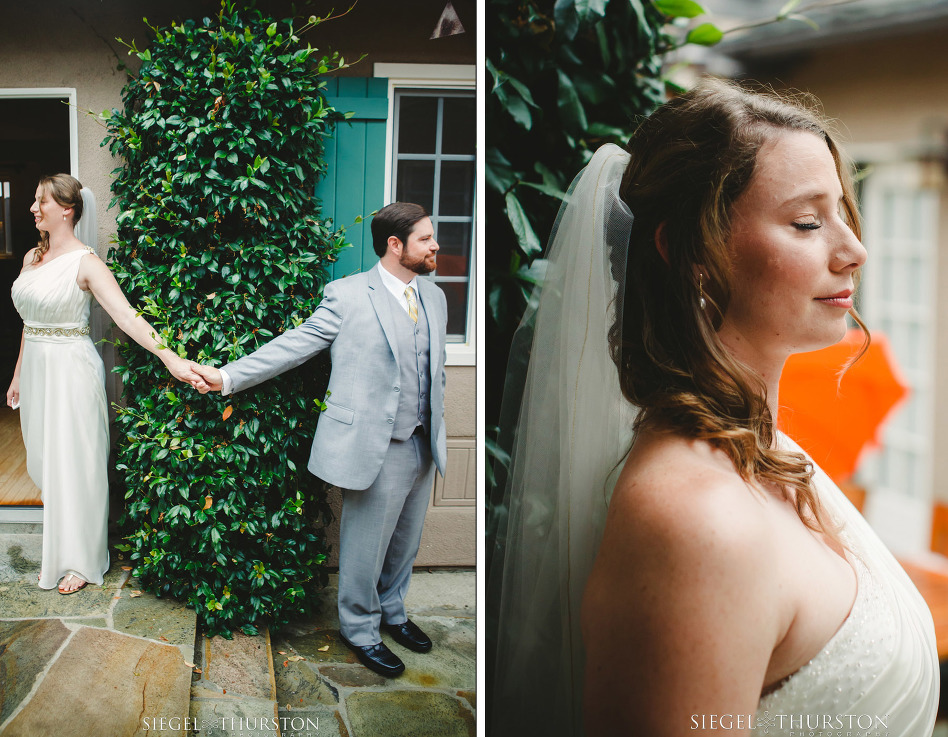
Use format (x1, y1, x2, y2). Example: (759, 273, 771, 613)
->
(778, 0, 804, 16)
(686, 22, 724, 46)
(505, 191, 542, 257)
(787, 13, 819, 30)
(574, 0, 607, 21)
(518, 180, 566, 200)
(653, 0, 706, 18)
(554, 0, 579, 41)
(556, 70, 588, 135)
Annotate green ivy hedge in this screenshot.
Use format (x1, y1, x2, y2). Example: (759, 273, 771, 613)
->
(102, 1, 351, 636)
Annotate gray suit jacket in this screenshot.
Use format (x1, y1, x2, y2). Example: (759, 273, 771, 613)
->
(223, 266, 448, 490)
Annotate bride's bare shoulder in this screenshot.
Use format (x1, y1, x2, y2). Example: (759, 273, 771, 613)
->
(612, 431, 762, 531)
(587, 429, 776, 597)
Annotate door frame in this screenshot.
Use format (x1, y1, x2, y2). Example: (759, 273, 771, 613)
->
(0, 87, 78, 523)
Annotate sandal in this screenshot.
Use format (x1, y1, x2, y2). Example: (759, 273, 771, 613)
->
(58, 574, 88, 595)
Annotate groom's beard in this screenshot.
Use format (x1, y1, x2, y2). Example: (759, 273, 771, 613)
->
(401, 251, 436, 275)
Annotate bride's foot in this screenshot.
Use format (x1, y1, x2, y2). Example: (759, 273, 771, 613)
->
(57, 574, 87, 595)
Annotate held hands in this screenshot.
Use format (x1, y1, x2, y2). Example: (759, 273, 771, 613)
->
(165, 356, 203, 387)
(160, 354, 222, 394)
(189, 363, 223, 394)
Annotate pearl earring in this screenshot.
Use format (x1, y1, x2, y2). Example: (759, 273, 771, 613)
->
(699, 272, 707, 310)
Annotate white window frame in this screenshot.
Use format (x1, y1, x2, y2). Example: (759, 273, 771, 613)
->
(374, 63, 476, 366)
(855, 157, 938, 556)
(0, 88, 78, 523)
(0, 88, 79, 177)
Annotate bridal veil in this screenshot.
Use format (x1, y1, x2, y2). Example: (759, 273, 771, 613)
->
(488, 143, 636, 735)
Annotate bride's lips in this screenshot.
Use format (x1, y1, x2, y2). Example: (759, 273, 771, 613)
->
(815, 289, 853, 309)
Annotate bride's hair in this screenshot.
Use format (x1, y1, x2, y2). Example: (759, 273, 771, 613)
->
(33, 173, 84, 264)
(610, 77, 867, 537)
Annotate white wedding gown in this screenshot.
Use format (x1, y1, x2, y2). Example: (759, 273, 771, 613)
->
(12, 248, 110, 588)
(754, 434, 938, 735)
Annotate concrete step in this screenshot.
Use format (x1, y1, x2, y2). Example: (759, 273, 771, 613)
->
(189, 628, 281, 736)
(0, 534, 197, 736)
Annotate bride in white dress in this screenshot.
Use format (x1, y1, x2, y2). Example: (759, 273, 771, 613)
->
(488, 79, 938, 735)
(6, 174, 198, 594)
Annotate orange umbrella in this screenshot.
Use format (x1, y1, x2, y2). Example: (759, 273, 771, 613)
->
(778, 329, 910, 483)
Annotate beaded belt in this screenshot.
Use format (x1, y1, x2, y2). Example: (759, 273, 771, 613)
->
(24, 325, 90, 338)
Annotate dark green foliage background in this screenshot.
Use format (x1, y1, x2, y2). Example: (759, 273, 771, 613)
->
(103, 1, 349, 636)
(486, 0, 675, 433)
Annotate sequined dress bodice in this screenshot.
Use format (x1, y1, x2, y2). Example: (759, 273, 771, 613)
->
(754, 435, 938, 735)
(757, 557, 896, 723)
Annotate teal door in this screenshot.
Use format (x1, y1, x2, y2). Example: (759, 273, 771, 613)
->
(316, 77, 389, 280)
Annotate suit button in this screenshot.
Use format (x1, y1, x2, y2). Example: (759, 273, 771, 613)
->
(387, 418, 394, 424)
(394, 387, 400, 392)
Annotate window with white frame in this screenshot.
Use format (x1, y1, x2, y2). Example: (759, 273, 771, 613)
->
(855, 159, 938, 554)
(392, 89, 475, 344)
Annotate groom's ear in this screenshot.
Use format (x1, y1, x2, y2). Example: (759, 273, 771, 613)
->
(386, 234, 403, 256)
(654, 222, 670, 265)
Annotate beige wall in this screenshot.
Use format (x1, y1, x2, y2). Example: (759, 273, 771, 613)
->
(749, 30, 948, 504)
(1, 0, 477, 564)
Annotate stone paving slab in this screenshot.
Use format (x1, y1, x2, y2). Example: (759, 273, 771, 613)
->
(345, 690, 476, 737)
(271, 570, 476, 737)
(114, 592, 197, 656)
(204, 630, 276, 700)
(0, 618, 71, 724)
(1, 626, 193, 737)
(0, 535, 199, 737)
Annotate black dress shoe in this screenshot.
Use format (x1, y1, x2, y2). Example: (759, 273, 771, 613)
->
(382, 619, 433, 653)
(339, 633, 405, 677)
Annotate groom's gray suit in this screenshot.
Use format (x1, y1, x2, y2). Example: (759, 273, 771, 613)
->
(222, 262, 448, 645)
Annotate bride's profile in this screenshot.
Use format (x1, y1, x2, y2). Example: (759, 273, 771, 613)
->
(488, 78, 938, 736)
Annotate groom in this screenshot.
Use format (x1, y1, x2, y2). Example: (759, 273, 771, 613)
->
(191, 202, 448, 677)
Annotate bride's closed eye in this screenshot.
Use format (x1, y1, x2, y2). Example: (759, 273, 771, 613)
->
(793, 220, 822, 231)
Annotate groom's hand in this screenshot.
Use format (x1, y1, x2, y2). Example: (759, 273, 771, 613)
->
(190, 363, 223, 394)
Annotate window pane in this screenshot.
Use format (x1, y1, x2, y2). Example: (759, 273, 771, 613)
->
(397, 97, 438, 154)
(435, 221, 471, 277)
(396, 160, 435, 213)
(441, 97, 475, 155)
(439, 161, 474, 216)
(436, 280, 470, 339)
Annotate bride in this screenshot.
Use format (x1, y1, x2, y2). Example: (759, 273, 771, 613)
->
(6, 174, 198, 594)
(488, 78, 938, 736)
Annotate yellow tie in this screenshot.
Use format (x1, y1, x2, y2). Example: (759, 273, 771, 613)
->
(405, 286, 418, 324)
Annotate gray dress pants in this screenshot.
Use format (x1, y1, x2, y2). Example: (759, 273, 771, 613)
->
(337, 432, 435, 646)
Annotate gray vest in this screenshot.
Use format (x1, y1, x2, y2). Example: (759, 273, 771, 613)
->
(387, 286, 432, 441)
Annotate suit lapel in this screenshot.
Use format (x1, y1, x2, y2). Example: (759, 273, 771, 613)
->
(367, 266, 401, 364)
(416, 278, 444, 367)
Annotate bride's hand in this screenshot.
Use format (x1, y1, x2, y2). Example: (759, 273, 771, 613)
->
(165, 356, 201, 386)
(6, 377, 18, 408)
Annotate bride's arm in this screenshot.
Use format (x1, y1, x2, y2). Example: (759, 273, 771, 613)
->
(582, 470, 782, 737)
(77, 253, 198, 384)
(7, 249, 39, 406)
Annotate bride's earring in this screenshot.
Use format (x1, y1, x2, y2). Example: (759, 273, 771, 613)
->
(698, 272, 707, 310)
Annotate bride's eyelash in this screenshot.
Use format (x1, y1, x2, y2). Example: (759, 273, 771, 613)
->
(793, 221, 821, 231)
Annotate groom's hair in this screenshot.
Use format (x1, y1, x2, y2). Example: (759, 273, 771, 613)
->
(371, 202, 429, 257)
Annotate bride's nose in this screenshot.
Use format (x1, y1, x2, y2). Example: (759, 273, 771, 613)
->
(832, 223, 867, 274)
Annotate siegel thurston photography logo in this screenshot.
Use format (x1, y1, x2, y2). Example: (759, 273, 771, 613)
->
(691, 712, 890, 736)
(141, 716, 319, 735)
